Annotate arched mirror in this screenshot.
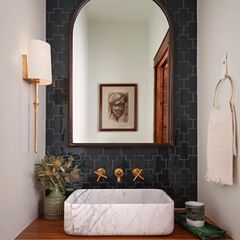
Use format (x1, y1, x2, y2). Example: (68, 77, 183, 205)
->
(68, 0, 174, 146)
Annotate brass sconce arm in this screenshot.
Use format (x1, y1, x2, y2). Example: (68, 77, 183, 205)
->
(23, 55, 40, 153)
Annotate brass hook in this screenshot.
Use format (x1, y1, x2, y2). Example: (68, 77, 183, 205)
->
(223, 52, 228, 77)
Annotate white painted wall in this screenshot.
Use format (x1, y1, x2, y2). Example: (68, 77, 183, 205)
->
(149, 4, 169, 63)
(73, 8, 89, 142)
(73, 20, 152, 143)
(198, 0, 240, 239)
(87, 21, 150, 143)
(0, 1, 46, 239)
(148, 5, 169, 137)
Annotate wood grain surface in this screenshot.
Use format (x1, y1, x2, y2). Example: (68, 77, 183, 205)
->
(16, 217, 199, 240)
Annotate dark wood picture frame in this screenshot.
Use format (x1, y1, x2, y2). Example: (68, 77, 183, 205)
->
(99, 84, 137, 131)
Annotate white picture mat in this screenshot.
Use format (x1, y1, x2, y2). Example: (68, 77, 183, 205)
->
(101, 86, 135, 129)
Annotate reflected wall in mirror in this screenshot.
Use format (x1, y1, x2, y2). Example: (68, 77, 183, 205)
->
(69, 0, 174, 146)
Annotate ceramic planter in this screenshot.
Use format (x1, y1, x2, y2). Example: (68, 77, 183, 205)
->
(43, 185, 65, 220)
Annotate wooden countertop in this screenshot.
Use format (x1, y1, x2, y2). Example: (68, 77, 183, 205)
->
(16, 216, 231, 240)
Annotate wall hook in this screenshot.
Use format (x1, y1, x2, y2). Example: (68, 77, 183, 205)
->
(223, 52, 228, 77)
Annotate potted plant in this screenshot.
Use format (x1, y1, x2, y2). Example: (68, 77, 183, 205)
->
(36, 155, 80, 220)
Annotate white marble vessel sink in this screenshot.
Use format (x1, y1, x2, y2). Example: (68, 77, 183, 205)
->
(64, 189, 174, 236)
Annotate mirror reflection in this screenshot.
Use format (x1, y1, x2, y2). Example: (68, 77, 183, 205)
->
(70, 0, 173, 145)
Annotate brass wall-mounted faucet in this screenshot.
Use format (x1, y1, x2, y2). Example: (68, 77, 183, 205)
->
(95, 167, 144, 183)
(114, 168, 124, 183)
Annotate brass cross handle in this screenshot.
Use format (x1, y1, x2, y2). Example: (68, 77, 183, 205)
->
(132, 168, 144, 181)
(94, 168, 108, 182)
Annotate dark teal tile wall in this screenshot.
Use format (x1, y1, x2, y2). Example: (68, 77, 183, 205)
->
(46, 0, 197, 207)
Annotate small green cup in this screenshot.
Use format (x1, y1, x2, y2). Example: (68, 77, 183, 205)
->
(185, 201, 205, 227)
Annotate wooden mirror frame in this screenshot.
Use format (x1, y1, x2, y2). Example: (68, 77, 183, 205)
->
(68, 0, 175, 147)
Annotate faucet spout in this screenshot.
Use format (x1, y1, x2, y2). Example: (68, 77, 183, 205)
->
(114, 168, 124, 183)
(117, 176, 121, 183)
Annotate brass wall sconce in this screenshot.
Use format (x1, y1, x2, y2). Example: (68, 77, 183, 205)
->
(22, 40, 52, 153)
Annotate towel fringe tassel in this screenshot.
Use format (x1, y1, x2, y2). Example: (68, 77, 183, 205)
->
(205, 173, 225, 185)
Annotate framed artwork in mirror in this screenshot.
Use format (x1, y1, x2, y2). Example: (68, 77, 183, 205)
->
(99, 84, 137, 131)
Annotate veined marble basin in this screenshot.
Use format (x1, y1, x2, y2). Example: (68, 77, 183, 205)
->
(64, 189, 174, 236)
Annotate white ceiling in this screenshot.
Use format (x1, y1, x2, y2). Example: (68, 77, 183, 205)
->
(85, 0, 162, 22)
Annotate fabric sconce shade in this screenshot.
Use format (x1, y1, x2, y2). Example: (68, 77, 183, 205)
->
(28, 39, 52, 85)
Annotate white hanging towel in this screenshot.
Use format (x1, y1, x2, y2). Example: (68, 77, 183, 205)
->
(206, 76, 237, 185)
